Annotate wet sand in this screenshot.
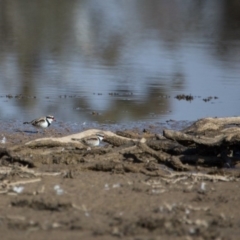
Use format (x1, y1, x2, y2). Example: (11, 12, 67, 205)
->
(0, 120, 239, 240)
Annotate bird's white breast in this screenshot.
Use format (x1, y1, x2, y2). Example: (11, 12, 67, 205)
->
(37, 121, 49, 128)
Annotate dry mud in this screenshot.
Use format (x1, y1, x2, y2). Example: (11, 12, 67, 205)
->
(0, 121, 240, 240)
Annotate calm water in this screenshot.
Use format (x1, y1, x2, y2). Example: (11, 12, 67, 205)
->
(0, 0, 240, 125)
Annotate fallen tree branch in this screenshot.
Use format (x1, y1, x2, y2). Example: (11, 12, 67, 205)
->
(137, 139, 192, 171)
(163, 129, 225, 146)
(182, 117, 240, 134)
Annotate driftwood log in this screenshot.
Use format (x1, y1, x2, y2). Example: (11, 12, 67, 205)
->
(0, 117, 240, 177)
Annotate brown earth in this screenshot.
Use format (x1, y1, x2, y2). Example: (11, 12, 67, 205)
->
(0, 121, 240, 240)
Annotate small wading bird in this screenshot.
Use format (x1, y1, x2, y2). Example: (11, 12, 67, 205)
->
(72, 132, 104, 147)
(23, 115, 55, 131)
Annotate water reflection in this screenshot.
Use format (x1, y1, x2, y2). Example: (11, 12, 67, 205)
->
(0, 0, 240, 124)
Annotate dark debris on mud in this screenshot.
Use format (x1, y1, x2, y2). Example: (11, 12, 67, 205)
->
(175, 94, 218, 103)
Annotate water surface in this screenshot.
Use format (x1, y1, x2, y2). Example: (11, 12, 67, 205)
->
(0, 0, 240, 125)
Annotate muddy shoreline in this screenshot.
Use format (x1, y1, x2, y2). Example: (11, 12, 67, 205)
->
(0, 119, 239, 240)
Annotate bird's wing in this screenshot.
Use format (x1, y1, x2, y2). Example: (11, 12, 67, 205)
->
(31, 117, 45, 125)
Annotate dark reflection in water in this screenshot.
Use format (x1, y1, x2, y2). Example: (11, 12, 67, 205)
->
(0, 0, 240, 124)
